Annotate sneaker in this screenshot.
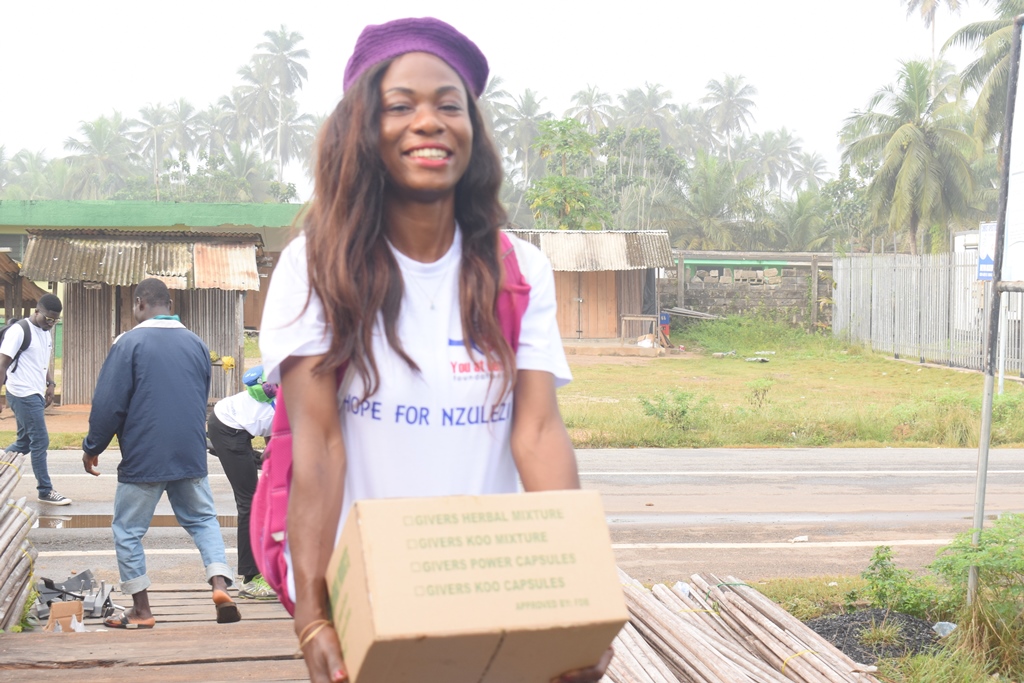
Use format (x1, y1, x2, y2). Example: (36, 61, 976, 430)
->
(238, 575, 276, 600)
(39, 490, 71, 506)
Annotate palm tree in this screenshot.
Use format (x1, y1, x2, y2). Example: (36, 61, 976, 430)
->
(903, 0, 965, 62)
(772, 191, 829, 250)
(219, 89, 260, 150)
(253, 25, 309, 182)
(841, 60, 977, 254)
(790, 152, 831, 193)
(945, 0, 1023, 143)
(672, 104, 717, 160)
(129, 103, 171, 198)
(64, 112, 138, 199)
(166, 98, 197, 160)
(194, 104, 232, 161)
(223, 142, 274, 202)
(497, 90, 551, 190)
(565, 85, 614, 134)
(753, 128, 802, 197)
(479, 76, 512, 144)
(616, 83, 677, 144)
(262, 99, 317, 177)
(235, 63, 277, 160)
(702, 74, 758, 162)
(5, 149, 52, 199)
(670, 151, 755, 249)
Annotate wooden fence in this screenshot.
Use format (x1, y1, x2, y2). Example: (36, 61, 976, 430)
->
(832, 252, 1020, 373)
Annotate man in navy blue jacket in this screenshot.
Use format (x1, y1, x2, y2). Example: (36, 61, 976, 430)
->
(82, 278, 241, 628)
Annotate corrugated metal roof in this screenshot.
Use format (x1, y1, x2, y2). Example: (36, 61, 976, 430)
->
(21, 232, 261, 291)
(25, 228, 264, 244)
(508, 230, 673, 272)
(0, 252, 48, 302)
(194, 243, 259, 290)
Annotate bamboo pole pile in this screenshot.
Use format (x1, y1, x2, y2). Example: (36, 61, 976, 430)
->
(602, 569, 879, 683)
(0, 454, 40, 631)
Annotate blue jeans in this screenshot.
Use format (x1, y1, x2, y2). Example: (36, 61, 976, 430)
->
(113, 477, 233, 595)
(5, 393, 51, 496)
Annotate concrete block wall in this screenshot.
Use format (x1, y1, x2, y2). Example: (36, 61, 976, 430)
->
(658, 266, 833, 327)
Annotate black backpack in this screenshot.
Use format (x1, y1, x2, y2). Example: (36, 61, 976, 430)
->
(0, 319, 32, 374)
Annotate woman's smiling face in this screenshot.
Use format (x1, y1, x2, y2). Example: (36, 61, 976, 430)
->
(378, 52, 473, 201)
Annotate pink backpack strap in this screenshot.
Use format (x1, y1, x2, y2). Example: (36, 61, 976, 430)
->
(497, 231, 530, 352)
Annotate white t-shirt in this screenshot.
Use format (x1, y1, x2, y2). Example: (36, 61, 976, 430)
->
(214, 390, 276, 437)
(260, 229, 571, 601)
(0, 320, 53, 398)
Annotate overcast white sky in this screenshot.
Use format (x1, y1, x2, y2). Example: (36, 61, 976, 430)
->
(0, 0, 996, 198)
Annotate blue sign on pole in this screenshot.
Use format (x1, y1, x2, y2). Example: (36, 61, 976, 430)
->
(978, 221, 996, 281)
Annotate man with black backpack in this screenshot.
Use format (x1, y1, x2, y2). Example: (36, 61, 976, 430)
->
(0, 293, 68, 505)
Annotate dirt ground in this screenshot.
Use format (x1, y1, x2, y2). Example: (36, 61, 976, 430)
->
(0, 403, 92, 433)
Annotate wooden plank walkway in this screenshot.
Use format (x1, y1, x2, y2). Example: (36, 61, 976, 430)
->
(0, 584, 309, 682)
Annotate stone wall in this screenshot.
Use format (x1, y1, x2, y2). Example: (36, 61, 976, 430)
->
(657, 266, 833, 327)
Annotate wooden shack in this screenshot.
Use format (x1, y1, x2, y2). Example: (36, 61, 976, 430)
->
(509, 230, 673, 340)
(20, 229, 263, 404)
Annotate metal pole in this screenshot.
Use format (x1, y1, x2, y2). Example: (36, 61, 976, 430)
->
(969, 14, 1024, 606)
(999, 297, 1008, 394)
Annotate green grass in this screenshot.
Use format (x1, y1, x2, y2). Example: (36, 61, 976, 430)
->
(859, 619, 904, 647)
(558, 317, 1024, 448)
(756, 575, 866, 620)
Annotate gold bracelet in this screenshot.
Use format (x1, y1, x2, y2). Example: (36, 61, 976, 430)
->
(297, 619, 332, 650)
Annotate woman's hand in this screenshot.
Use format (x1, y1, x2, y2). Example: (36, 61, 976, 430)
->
(551, 647, 614, 683)
(299, 621, 348, 683)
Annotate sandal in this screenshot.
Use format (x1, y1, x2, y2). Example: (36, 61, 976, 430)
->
(104, 611, 156, 629)
(213, 589, 241, 624)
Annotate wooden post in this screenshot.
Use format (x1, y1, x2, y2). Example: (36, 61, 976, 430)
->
(3, 282, 11, 322)
(676, 256, 685, 309)
(810, 255, 819, 329)
(12, 277, 23, 319)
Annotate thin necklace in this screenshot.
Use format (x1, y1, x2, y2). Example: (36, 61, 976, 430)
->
(406, 273, 447, 310)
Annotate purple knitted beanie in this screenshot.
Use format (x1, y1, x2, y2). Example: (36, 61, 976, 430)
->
(343, 17, 489, 98)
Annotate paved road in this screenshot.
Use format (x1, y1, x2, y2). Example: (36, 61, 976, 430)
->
(14, 448, 1024, 586)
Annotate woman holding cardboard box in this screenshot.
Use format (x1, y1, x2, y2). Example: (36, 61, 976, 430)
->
(259, 17, 609, 683)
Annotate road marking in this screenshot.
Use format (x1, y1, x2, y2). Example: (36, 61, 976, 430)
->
(612, 539, 951, 549)
(580, 470, 1024, 476)
(39, 540, 951, 557)
(39, 548, 237, 557)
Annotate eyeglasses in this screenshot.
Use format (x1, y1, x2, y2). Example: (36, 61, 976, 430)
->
(44, 315, 59, 324)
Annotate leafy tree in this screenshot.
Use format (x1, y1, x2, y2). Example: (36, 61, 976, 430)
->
(820, 163, 878, 253)
(527, 119, 607, 229)
(702, 74, 758, 162)
(841, 60, 977, 253)
(599, 126, 683, 230)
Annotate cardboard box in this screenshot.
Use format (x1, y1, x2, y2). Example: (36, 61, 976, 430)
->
(43, 600, 84, 633)
(326, 490, 627, 683)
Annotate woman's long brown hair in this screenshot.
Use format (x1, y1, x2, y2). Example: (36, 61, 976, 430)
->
(303, 59, 515, 399)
